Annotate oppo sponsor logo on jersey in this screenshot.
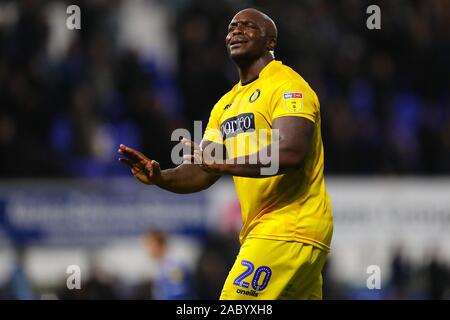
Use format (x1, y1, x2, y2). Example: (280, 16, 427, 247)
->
(220, 113, 256, 140)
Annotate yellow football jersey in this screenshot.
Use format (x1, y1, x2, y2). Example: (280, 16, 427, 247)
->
(203, 60, 333, 252)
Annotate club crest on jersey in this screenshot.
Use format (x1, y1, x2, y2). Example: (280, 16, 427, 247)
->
(249, 89, 260, 103)
(283, 91, 303, 112)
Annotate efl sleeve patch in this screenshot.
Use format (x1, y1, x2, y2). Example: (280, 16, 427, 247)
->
(272, 83, 317, 123)
(283, 91, 303, 113)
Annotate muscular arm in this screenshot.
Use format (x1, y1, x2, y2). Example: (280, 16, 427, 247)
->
(157, 163, 220, 194)
(119, 117, 313, 189)
(117, 142, 221, 194)
(196, 117, 314, 177)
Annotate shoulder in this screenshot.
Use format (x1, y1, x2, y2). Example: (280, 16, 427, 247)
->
(272, 63, 315, 92)
(267, 62, 319, 105)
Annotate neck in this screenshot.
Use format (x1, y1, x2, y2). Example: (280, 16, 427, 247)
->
(236, 53, 274, 84)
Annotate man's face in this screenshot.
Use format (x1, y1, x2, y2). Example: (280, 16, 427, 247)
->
(225, 11, 269, 62)
(144, 235, 165, 261)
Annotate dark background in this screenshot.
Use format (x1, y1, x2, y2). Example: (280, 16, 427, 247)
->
(1, 0, 449, 177)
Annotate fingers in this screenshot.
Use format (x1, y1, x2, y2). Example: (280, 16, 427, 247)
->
(144, 160, 154, 173)
(118, 144, 149, 163)
(183, 149, 203, 164)
(193, 149, 202, 164)
(150, 160, 160, 170)
(183, 154, 194, 164)
(149, 160, 161, 176)
(181, 138, 201, 151)
(119, 158, 147, 178)
(181, 137, 203, 165)
(140, 160, 161, 179)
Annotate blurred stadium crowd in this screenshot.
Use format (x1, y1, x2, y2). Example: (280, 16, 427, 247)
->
(1, 0, 450, 177)
(0, 0, 449, 299)
(1, 232, 449, 300)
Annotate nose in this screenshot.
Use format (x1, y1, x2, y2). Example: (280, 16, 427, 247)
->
(232, 25, 244, 36)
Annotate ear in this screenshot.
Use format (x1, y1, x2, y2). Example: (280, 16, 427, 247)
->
(267, 37, 276, 52)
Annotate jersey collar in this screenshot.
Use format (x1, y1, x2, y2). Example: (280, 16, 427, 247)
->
(237, 60, 281, 89)
(259, 59, 281, 79)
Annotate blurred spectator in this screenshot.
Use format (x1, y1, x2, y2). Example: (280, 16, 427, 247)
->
(388, 245, 411, 299)
(143, 229, 193, 300)
(0, 246, 35, 300)
(423, 248, 450, 300)
(193, 232, 239, 299)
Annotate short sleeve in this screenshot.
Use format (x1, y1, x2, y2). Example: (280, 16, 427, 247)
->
(271, 80, 319, 123)
(202, 104, 224, 144)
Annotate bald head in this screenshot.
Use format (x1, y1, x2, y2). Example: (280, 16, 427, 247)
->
(226, 8, 278, 63)
(234, 8, 278, 43)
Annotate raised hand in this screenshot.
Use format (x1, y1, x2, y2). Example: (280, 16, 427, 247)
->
(118, 144, 161, 185)
(180, 138, 203, 165)
(180, 138, 221, 173)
